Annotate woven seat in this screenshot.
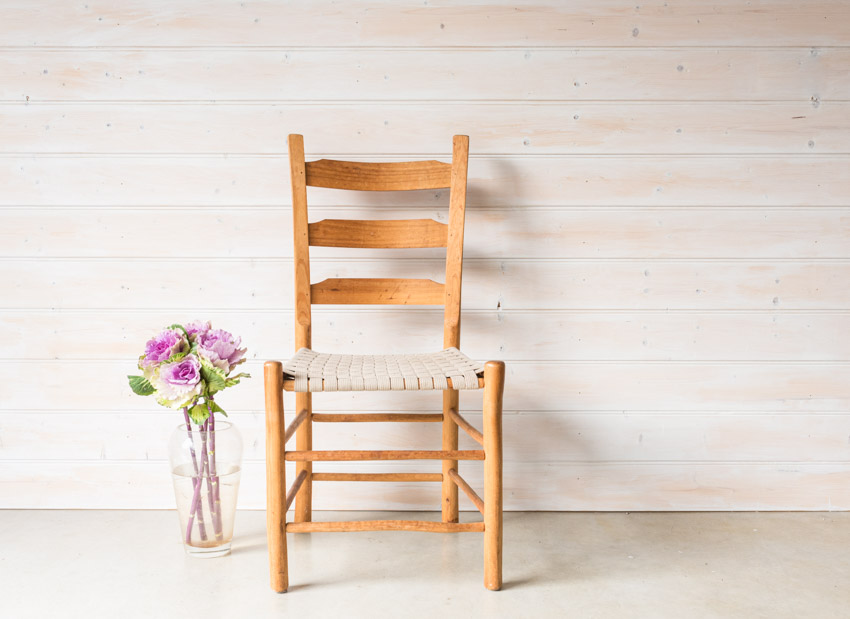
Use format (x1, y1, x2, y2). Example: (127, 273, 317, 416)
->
(283, 347, 484, 392)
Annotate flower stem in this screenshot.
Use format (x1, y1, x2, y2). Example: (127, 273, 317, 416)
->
(207, 400, 224, 540)
(200, 417, 220, 541)
(182, 407, 207, 543)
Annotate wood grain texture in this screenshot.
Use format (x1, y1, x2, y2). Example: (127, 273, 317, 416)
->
(306, 159, 451, 191)
(9, 207, 850, 259)
(286, 520, 484, 533)
(4, 1, 850, 512)
(3, 309, 848, 362)
(4, 411, 849, 463)
(310, 277, 446, 305)
(308, 219, 448, 249)
(7, 360, 850, 413)
(6, 49, 848, 101)
(5, 156, 850, 207)
(4, 259, 846, 310)
(5, 1, 848, 47)
(6, 103, 848, 155)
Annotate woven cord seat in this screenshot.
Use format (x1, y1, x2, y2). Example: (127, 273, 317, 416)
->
(282, 347, 484, 392)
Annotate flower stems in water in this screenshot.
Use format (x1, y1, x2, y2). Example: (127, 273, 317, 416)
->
(182, 406, 208, 543)
(207, 400, 224, 541)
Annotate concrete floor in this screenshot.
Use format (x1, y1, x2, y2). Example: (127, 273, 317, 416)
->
(1, 511, 848, 618)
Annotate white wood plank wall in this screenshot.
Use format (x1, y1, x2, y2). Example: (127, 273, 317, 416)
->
(2, 1, 849, 510)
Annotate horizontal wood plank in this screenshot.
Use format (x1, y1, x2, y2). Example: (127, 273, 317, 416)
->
(3, 259, 846, 310)
(4, 1, 848, 47)
(3, 309, 847, 362)
(9, 207, 850, 259)
(5, 360, 850, 412)
(5, 49, 847, 102)
(305, 160, 451, 191)
(309, 218, 448, 249)
(2, 460, 847, 510)
(311, 277, 446, 305)
(5, 156, 850, 207)
(3, 411, 849, 464)
(5, 102, 848, 155)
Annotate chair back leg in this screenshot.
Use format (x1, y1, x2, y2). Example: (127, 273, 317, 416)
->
(294, 392, 313, 523)
(442, 389, 459, 522)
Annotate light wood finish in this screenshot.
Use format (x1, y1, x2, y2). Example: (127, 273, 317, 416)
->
(285, 470, 309, 513)
(286, 520, 484, 533)
(289, 134, 312, 351)
(283, 409, 309, 445)
(442, 390, 459, 523)
(305, 159, 451, 191)
(310, 278, 445, 306)
(312, 472, 443, 482)
(294, 392, 312, 523)
(308, 219, 448, 249)
(284, 450, 485, 462)
(312, 413, 443, 423)
(10, 156, 850, 208)
(283, 375, 484, 392)
(11, 49, 848, 102)
(17, 103, 850, 156)
(263, 361, 288, 593)
(447, 468, 485, 515)
(11, 1, 849, 47)
(483, 361, 505, 591)
(446, 407, 484, 446)
(10, 309, 850, 363)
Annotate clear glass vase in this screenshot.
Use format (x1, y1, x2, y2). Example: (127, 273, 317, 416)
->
(168, 420, 243, 558)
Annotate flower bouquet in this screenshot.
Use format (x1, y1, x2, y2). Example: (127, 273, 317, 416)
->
(128, 321, 249, 557)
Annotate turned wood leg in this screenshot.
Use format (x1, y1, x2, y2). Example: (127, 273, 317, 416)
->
(294, 392, 312, 523)
(264, 361, 288, 593)
(483, 361, 505, 591)
(442, 389, 459, 522)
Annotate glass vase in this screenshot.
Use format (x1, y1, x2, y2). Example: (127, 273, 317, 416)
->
(168, 420, 243, 558)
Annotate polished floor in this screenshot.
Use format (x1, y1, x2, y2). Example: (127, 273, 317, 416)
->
(2, 510, 848, 618)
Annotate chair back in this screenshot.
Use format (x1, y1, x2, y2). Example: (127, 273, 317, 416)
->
(288, 134, 470, 351)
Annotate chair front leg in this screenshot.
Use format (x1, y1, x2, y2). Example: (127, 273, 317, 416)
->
(264, 361, 289, 593)
(483, 361, 505, 591)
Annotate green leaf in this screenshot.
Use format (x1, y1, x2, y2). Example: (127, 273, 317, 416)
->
(188, 402, 210, 425)
(128, 375, 155, 396)
(224, 372, 251, 388)
(199, 357, 227, 394)
(209, 400, 228, 417)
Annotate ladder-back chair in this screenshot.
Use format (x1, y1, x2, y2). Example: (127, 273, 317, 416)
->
(264, 134, 505, 591)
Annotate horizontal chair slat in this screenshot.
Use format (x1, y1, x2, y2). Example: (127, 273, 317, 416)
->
(305, 159, 452, 191)
(310, 277, 445, 305)
(284, 449, 485, 462)
(312, 472, 443, 482)
(309, 219, 448, 249)
(286, 520, 484, 533)
(311, 413, 443, 423)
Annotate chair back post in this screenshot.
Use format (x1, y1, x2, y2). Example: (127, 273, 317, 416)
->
(443, 135, 469, 349)
(288, 134, 312, 350)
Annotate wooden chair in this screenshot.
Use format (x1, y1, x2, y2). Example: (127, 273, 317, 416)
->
(264, 134, 505, 592)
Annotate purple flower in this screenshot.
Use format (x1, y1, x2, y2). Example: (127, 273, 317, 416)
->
(140, 329, 189, 372)
(195, 328, 247, 374)
(184, 320, 211, 343)
(150, 354, 203, 409)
